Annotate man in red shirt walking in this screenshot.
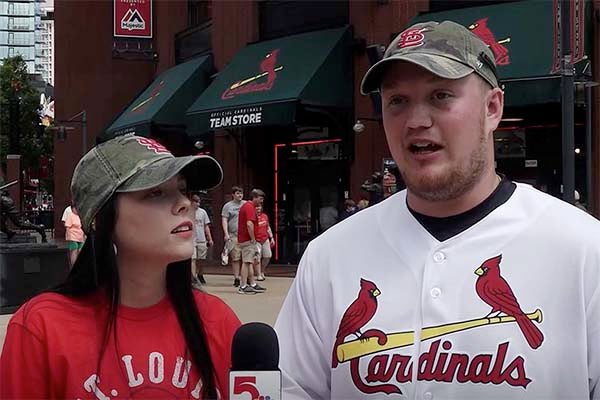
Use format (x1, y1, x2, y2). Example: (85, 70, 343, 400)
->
(237, 189, 267, 294)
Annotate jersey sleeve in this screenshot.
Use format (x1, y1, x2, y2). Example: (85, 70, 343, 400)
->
(586, 251, 600, 400)
(274, 244, 331, 400)
(0, 319, 51, 399)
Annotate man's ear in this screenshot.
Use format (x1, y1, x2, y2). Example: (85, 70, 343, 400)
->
(485, 87, 504, 134)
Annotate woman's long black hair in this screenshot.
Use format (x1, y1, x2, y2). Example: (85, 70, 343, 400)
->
(52, 196, 218, 399)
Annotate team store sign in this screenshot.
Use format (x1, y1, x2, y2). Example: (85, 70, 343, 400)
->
(209, 107, 263, 129)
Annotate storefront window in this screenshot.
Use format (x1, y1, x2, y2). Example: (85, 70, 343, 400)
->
(259, 0, 349, 40)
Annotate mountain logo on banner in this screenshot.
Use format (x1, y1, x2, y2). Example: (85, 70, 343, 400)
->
(121, 8, 145, 32)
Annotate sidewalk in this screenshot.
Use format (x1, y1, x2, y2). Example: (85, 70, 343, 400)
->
(202, 263, 297, 278)
(0, 274, 294, 351)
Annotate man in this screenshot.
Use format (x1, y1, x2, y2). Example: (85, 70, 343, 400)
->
(221, 186, 245, 286)
(191, 193, 213, 285)
(275, 21, 599, 399)
(236, 188, 267, 295)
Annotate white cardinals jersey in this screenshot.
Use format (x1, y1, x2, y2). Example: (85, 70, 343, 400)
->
(275, 183, 600, 400)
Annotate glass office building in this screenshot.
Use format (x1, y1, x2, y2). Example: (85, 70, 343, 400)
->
(0, 0, 41, 74)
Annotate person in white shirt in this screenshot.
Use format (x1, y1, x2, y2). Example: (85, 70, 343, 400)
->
(275, 21, 599, 400)
(191, 193, 213, 285)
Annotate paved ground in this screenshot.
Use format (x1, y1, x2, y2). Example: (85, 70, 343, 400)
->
(0, 274, 294, 351)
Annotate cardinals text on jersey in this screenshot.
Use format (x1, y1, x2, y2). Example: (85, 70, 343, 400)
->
(331, 259, 544, 395)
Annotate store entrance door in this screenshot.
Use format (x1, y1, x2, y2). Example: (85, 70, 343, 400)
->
(274, 141, 346, 263)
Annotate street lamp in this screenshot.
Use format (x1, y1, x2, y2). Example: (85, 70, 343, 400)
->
(52, 110, 87, 156)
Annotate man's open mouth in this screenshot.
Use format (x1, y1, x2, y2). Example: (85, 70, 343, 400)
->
(409, 142, 443, 154)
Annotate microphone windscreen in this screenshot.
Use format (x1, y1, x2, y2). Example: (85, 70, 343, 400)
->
(231, 322, 279, 371)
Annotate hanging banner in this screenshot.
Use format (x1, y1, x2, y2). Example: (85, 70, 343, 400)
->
(570, 0, 585, 64)
(114, 0, 152, 38)
(551, 0, 562, 74)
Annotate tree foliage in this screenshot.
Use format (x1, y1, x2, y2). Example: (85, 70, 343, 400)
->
(0, 56, 53, 184)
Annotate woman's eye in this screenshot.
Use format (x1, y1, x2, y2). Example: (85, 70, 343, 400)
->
(147, 189, 162, 198)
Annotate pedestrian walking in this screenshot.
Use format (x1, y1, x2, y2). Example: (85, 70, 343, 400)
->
(63, 206, 84, 268)
(191, 193, 213, 285)
(253, 204, 274, 281)
(236, 189, 266, 295)
(221, 186, 245, 287)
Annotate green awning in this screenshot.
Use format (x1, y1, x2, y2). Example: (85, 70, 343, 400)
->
(411, 0, 592, 106)
(186, 26, 352, 135)
(105, 55, 213, 137)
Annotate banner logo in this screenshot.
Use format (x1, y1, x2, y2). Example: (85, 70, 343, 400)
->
(131, 81, 164, 114)
(114, 0, 152, 38)
(221, 50, 283, 100)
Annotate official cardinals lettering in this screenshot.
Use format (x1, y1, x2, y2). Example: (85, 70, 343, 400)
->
(332, 278, 380, 368)
(475, 255, 544, 349)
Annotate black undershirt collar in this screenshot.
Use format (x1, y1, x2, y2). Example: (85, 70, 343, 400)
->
(408, 175, 516, 242)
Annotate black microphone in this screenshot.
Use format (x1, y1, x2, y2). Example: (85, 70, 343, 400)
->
(229, 322, 281, 400)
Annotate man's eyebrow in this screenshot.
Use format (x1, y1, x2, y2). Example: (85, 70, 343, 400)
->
(381, 74, 456, 91)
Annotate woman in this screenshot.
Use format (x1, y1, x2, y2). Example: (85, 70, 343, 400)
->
(64, 206, 84, 267)
(253, 204, 274, 281)
(0, 135, 241, 399)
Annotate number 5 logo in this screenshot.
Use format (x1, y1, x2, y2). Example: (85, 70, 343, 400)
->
(233, 376, 260, 399)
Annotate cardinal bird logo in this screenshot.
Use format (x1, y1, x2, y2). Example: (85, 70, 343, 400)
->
(469, 18, 511, 66)
(475, 255, 544, 349)
(221, 49, 283, 100)
(332, 278, 381, 368)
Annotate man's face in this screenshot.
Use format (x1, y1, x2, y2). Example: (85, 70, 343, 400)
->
(191, 195, 200, 209)
(380, 62, 503, 202)
(252, 196, 264, 207)
(233, 190, 243, 202)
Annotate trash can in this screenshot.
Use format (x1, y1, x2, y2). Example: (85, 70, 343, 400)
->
(0, 243, 69, 314)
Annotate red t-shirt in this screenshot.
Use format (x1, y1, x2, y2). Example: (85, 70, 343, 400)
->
(255, 213, 270, 243)
(0, 290, 241, 399)
(237, 201, 257, 243)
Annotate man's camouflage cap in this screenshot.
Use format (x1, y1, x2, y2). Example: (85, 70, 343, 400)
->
(361, 20, 499, 94)
(71, 134, 223, 233)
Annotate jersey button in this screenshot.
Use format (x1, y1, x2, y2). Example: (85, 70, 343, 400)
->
(433, 251, 445, 263)
(423, 392, 433, 400)
(430, 287, 442, 298)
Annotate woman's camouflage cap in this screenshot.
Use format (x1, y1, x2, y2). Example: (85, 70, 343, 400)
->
(361, 20, 499, 94)
(71, 134, 223, 233)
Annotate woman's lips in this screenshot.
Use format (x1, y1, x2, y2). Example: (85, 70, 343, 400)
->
(171, 222, 193, 237)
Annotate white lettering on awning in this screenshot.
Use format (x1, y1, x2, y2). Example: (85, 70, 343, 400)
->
(208, 111, 263, 129)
